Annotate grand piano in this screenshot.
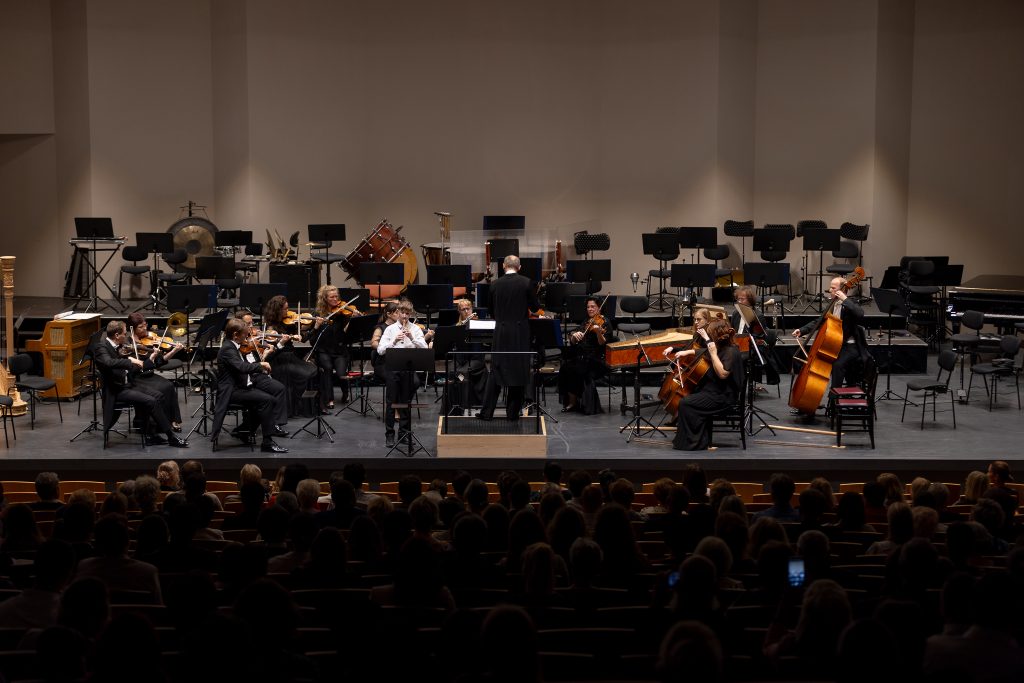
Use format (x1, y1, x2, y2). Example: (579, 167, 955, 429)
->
(948, 274, 1024, 333)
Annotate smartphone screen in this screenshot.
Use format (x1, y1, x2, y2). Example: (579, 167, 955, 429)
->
(666, 571, 680, 588)
(787, 558, 806, 588)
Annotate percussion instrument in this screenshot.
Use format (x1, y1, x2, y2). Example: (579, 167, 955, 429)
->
(340, 219, 418, 297)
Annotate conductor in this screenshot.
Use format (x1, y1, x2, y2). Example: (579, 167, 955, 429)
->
(477, 255, 540, 421)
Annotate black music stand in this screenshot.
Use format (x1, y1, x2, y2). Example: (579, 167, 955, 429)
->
(384, 348, 434, 458)
(744, 262, 791, 320)
(214, 230, 251, 250)
(620, 335, 664, 442)
(735, 303, 778, 435)
(359, 262, 404, 304)
(336, 288, 371, 313)
(678, 227, 717, 264)
(543, 282, 586, 345)
(195, 256, 235, 281)
(797, 228, 842, 314)
(427, 265, 472, 290)
(671, 264, 717, 321)
(70, 329, 110, 442)
(871, 287, 910, 402)
(525, 318, 561, 424)
(642, 233, 681, 311)
(73, 218, 126, 313)
(308, 224, 346, 286)
(185, 309, 230, 440)
(488, 239, 520, 262)
(337, 313, 381, 418)
(167, 285, 216, 392)
(135, 232, 176, 313)
(406, 284, 453, 328)
(933, 264, 964, 340)
(434, 325, 468, 424)
(239, 283, 289, 320)
(568, 259, 610, 295)
(752, 228, 793, 253)
(518, 258, 542, 284)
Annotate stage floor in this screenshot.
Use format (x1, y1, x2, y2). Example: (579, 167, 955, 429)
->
(0, 364, 1018, 485)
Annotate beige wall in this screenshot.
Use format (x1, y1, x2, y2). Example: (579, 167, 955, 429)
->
(0, 0, 1020, 296)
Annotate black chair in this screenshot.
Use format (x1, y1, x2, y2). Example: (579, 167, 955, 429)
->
(903, 260, 941, 348)
(0, 394, 15, 448)
(708, 371, 748, 449)
(238, 243, 263, 282)
(724, 220, 754, 267)
(617, 296, 651, 336)
(831, 356, 877, 448)
(967, 335, 1021, 411)
(8, 353, 62, 430)
(102, 395, 143, 449)
(901, 350, 956, 430)
(950, 310, 988, 388)
(118, 246, 151, 300)
(647, 227, 680, 310)
(826, 241, 860, 277)
(156, 249, 191, 308)
(704, 244, 732, 284)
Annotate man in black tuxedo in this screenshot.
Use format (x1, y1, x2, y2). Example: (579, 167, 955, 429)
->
(239, 311, 290, 430)
(791, 276, 866, 410)
(93, 321, 188, 448)
(477, 255, 540, 421)
(212, 318, 288, 453)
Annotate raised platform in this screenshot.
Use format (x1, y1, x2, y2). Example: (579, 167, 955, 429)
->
(436, 416, 547, 458)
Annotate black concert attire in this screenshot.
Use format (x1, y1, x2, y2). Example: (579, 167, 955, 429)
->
(310, 315, 350, 410)
(673, 345, 744, 451)
(130, 346, 182, 427)
(211, 339, 278, 446)
(478, 271, 540, 420)
(93, 338, 177, 440)
(795, 297, 866, 390)
(558, 317, 613, 414)
(729, 310, 782, 386)
(265, 322, 319, 417)
(240, 343, 289, 427)
(376, 321, 427, 439)
(442, 319, 488, 416)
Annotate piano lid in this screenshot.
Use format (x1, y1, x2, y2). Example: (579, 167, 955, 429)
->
(949, 274, 1024, 297)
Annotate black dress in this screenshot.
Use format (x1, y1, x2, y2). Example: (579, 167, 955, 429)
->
(310, 315, 350, 409)
(266, 323, 318, 417)
(558, 319, 612, 414)
(673, 345, 744, 451)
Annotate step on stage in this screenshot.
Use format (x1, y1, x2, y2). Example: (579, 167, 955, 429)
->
(436, 416, 548, 458)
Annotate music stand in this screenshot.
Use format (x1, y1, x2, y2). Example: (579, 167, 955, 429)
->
(488, 239, 520, 262)
(308, 224, 346, 286)
(871, 287, 910, 402)
(568, 259, 610, 295)
(744, 262, 791, 317)
(524, 318, 562, 425)
(933, 264, 964, 341)
(406, 284, 453, 328)
(135, 232, 176, 313)
(543, 282, 586, 345)
(195, 256, 235, 281)
(384, 348, 434, 457)
(337, 313, 381, 417)
(336, 288, 371, 312)
(797, 229, 842, 314)
(671, 264, 717, 320)
(359, 262, 404, 304)
(427, 265, 472, 290)
(167, 284, 216, 317)
(678, 227, 717, 264)
(434, 325, 469, 425)
(752, 229, 793, 254)
(72, 217, 126, 313)
(735, 303, 779, 435)
(518, 258, 542, 284)
(214, 230, 251, 249)
(642, 233, 681, 311)
(239, 283, 289, 319)
(185, 309, 230, 439)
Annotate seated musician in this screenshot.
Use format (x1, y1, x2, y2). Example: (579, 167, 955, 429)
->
(661, 307, 720, 424)
(126, 312, 183, 432)
(730, 286, 781, 390)
(93, 321, 188, 448)
(559, 297, 613, 414)
(790, 276, 866, 413)
(262, 295, 319, 417)
(239, 311, 290, 434)
(376, 299, 428, 446)
(445, 298, 487, 416)
(672, 319, 744, 451)
(311, 285, 351, 413)
(212, 318, 288, 453)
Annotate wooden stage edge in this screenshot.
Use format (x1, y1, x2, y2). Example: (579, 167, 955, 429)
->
(436, 416, 547, 458)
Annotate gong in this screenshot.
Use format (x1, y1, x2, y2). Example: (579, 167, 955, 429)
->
(168, 216, 218, 271)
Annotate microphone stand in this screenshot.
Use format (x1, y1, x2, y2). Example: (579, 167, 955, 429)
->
(620, 336, 664, 442)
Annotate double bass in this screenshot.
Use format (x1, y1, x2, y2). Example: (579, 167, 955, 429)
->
(788, 267, 866, 414)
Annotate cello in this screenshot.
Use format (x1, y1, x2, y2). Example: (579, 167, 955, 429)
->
(788, 267, 865, 414)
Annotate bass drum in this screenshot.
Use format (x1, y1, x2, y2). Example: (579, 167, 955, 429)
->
(168, 216, 218, 272)
(340, 219, 418, 298)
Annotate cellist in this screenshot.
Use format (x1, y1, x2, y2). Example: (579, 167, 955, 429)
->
(790, 276, 866, 413)
(671, 319, 744, 451)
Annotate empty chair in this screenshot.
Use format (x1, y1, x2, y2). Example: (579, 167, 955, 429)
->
(238, 243, 263, 281)
(901, 350, 956, 429)
(646, 227, 680, 311)
(967, 335, 1021, 410)
(118, 246, 151, 300)
(8, 353, 62, 430)
(0, 394, 15, 447)
(617, 296, 651, 336)
(950, 310, 995, 388)
(903, 260, 941, 348)
(704, 244, 732, 284)
(826, 240, 860, 277)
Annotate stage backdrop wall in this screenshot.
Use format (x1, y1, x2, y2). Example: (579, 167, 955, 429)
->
(0, 0, 1021, 298)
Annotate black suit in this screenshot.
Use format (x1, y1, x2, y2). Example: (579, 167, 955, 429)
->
(212, 339, 277, 444)
(796, 298, 866, 389)
(93, 339, 174, 437)
(479, 271, 540, 419)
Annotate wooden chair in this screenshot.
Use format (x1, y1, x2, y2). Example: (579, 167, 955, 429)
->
(0, 481, 35, 493)
(59, 481, 107, 496)
(730, 482, 764, 503)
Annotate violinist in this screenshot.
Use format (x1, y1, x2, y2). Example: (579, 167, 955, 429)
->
(791, 276, 865, 407)
(672, 319, 744, 451)
(262, 294, 319, 417)
(238, 311, 290, 433)
(730, 286, 782, 390)
(376, 299, 428, 446)
(92, 321, 188, 448)
(311, 285, 351, 413)
(558, 297, 613, 414)
(126, 312, 183, 432)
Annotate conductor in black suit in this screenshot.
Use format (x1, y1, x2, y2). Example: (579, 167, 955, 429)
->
(212, 318, 288, 453)
(477, 255, 540, 421)
(792, 276, 866, 394)
(93, 321, 188, 448)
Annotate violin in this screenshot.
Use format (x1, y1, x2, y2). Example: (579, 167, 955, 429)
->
(136, 332, 179, 353)
(282, 310, 316, 327)
(329, 302, 362, 318)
